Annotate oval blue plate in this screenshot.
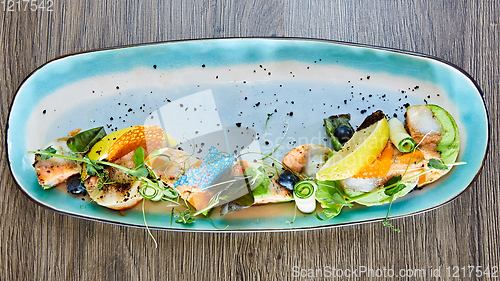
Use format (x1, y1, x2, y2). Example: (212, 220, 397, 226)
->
(7, 38, 489, 232)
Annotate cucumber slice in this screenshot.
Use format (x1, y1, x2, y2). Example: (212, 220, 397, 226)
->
(427, 105, 460, 164)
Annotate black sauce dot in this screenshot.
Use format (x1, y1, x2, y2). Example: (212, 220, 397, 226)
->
(202, 64, 206, 68)
(265, 141, 270, 145)
(255, 102, 261, 107)
(236, 123, 242, 127)
(116, 86, 119, 89)
(128, 108, 133, 112)
(42, 110, 46, 114)
(289, 111, 294, 116)
(153, 65, 157, 69)
(360, 110, 367, 114)
(110, 117, 113, 121)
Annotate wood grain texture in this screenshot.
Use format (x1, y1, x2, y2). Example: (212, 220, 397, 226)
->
(0, 0, 498, 280)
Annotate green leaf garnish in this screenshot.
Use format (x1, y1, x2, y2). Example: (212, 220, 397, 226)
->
(162, 188, 178, 199)
(382, 219, 401, 232)
(84, 159, 105, 176)
(428, 158, 448, 170)
(175, 210, 195, 224)
(384, 175, 402, 187)
(67, 127, 106, 154)
(315, 181, 352, 220)
(324, 114, 353, 151)
(38, 146, 57, 159)
(133, 146, 145, 167)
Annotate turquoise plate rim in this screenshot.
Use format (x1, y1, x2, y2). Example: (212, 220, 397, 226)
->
(6, 37, 490, 232)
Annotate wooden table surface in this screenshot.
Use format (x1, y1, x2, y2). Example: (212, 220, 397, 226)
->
(1, 1, 498, 280)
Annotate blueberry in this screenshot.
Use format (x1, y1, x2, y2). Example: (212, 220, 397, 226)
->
(278, 171, 298, 191)
(334, 125, 353, 143)
(66, 174, 86, 195)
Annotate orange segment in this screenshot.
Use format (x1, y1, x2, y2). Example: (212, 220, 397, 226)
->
(352, 142, 394, 179)
(106, 125, 164, 162)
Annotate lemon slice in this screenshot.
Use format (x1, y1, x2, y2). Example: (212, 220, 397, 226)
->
(316, 116, 389, 181)
(88, 126, 177, 161)
(87, 127, 135, 161)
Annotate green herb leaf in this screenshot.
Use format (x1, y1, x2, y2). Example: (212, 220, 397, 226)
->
(163, 188, 178, 199)
(384, 183, 406, 196)
(315, 181, 352, 219)
(126, 147, 149, 177)
(67, 127, 106, 154)
(382, 219, 401, 232)
(85, 159, 105, 176)
(383, 175, 406, 196)
(384, 175, 402, 187)
(428, 158, 448, 170)
(175, 210, 195, 224)
(244, 166, 270, 199)
(128, 166, 149, 178)
(324, 114, 353, 151)
(133, 147, 145, 167)
(38, 146, 57, 159)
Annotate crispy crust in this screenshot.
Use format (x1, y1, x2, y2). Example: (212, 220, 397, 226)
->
(107, 125, 164, 162)
(356, 110, 385, 131)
